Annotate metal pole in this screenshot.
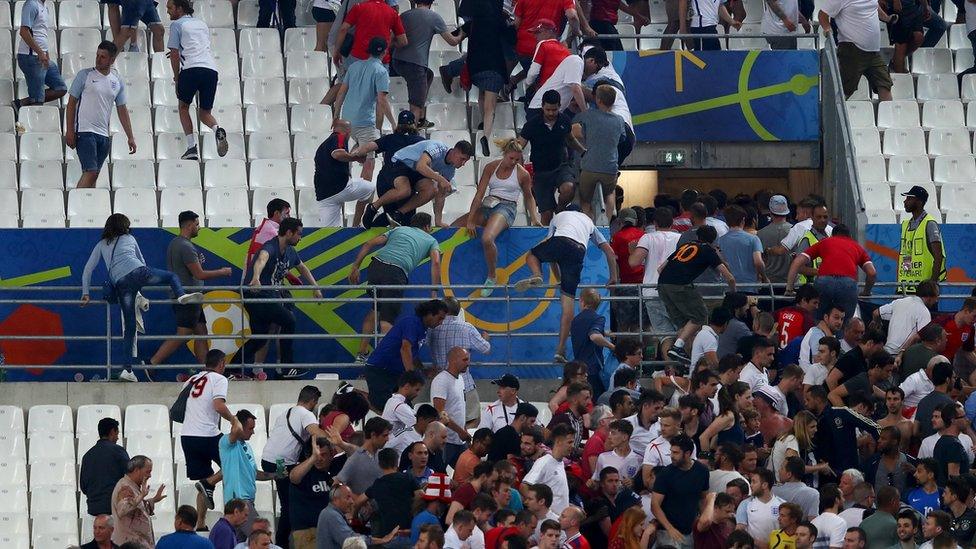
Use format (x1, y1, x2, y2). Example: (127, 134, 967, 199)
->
(105, 300, 112, 380)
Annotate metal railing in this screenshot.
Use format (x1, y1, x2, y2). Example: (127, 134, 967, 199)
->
(0, 281, 972, 377)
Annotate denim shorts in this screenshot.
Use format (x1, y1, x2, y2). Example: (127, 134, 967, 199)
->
(481, 200, 517, 226)
(121, 0, 161, 27)
(17, 54, 66, 103)
(471, 70, 504, 94)
(76, 132, 111, 173)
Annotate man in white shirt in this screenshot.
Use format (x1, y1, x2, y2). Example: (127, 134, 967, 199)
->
(875, 281, 940, 355)
(773, 199, 834, 257)
(444, 509, 482, 549)
(691, 307, 731, 369)
(757, 364, 803, 417)
(386, 405, 440, 456)
(812, 485, 849, 549)
(524, 485, 562, 545)
(522, 423, 574, 514)
(800, 306, 845, 370)
(900, 355, 942, 410)
(709, 443, 748, 494)
(739, 338, 776, 392)
(431, 347, 472, 468)
(629, 207, 682, 333)
(260, 385, 326, 546)
(735, 469, 786, 545)
(918, 405, 976, 462)
(641, 407, 688, 484)
(14, 0, 67, 109)
(593, 419, 642, 485)
(478, 374, 524, 432)
(179, 349, 235, 530)
(382, 370, 425, 437)
(804, 336, 840, 390)
(66, 41, 136, 189)
(817, 0, 894, 100)
(626, 390, 665, 458)
(166, 0, 228, 160)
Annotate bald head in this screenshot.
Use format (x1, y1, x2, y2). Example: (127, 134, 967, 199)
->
(424, 420, 448, 450)
(333, 118, 351, 134)
(447, 347, 470, 374)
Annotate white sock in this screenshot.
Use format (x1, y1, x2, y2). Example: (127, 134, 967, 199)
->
(674, 338, 685, 349)
(186, 133, 197, 148)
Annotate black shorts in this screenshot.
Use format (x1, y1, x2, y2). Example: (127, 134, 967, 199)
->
(888, 6, 924, 43)
(366, 259, 408, 324)
(312, 6, 336, 21)
(176, 67, 219, 111)
(389, 160, 426, 189)
(531, 236, 586, 296)
(173, 303, 206, 330)
(532, 164, 575, 213)
(181, 434, 222, 480)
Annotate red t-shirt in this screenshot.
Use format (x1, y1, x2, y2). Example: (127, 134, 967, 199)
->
(564, 533, 593, 549)
(514, 0, 573, 56)
(612, 226, 646, 283)
(590, 0, 623, 23)
(452, 482, 478, 507)
(344, 0, 404, 62)
(775, 306, 814, 349)
(580, 429, 606, 480)
(935, 314, 975, 360)
(801, 235, 872, 279)
(532, 39, 570, 85)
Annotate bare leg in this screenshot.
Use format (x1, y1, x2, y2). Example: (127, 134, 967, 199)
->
(360, 156, 375, 182)
(113, 27, 134, 51)
(198, 109, 218, 130)
(892, 43, 908, 73)
(526, 252, 543, 278)
(557, 181, 575, 210)
(178, 102, 195, 135)
(372, 176, 412, 209)
(359, 311, 377, 355)
(557, 293, 574, 355)
(396, 179, 436, 213)
(353, 200, 369, 227)
(75, 171, 99, 189)
(315, 22, 333, 52)
(603, 189, 617, 220)
(481, 213, 509, 279)
(150, 24, 164, 53)
(661, 21, 680, 50)
(106, 5, 121, 42)
(677, 321, 702, 344)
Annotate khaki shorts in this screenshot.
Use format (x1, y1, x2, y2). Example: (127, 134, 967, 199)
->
(292, 528, 317, 549)
(658, 283, 708, 328)
(351, 125, 380, 158)
(837, 42, 893, 98)
(578, 170, 619, 204)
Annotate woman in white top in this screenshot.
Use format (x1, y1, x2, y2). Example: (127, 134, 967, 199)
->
(454, 138, 539, 296)
(771, 410, 834, 483)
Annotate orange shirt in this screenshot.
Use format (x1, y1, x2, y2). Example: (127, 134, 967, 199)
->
(453, 449, 481, 485)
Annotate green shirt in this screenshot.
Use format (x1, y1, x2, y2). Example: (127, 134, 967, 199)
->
(900, 342, 937, 380)
(861, 509, 898, 549)
(374, 227, 439, 276)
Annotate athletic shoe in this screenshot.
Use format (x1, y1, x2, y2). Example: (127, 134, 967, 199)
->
(667, 346, 691, 365)
(215, 127, 228, 157)
(195, 480, 216, 510)
(278, 368, 308, 379)
(438, 65, 453, 93)
(388, 210, 408, 227)
(480, 278, 496, 297)
(418, 119, 435, 129)
(119, 369, 138, 382)
(362, 203, 378, 229)
(181, 146, 199, 160)
(177, 292, 204, 304)
(553, 352, 568, 363)
(480, 135, 490, 157)
(355, 353, 369, 364)
(513, 276, 543, 292)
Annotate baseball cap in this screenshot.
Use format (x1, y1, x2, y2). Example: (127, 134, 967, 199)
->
(768, 195, 790, 216)
(492, 373, 520, 389)
(900, 185, 929, 202)
(397, 110, 416, 125)
(618, 208, 638, 227)
(422, 472, 452, 502)
(529, 19, 557, 33)
(367, 36, 387, 57)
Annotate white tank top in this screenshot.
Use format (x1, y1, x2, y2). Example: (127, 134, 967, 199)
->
(487, 162, 521, 203)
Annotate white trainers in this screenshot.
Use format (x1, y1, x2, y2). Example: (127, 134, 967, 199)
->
(119, 370, 138, 382)
(177, 292, 204, 304)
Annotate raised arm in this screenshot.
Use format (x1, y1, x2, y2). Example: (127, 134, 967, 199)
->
(348, 234, 390, 284)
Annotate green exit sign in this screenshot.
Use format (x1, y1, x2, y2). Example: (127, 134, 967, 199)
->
(659, 150, 687, 166)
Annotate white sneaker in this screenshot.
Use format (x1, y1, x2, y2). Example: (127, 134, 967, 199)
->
(177, 292, 204, 304)
(119, 370, 138, 382)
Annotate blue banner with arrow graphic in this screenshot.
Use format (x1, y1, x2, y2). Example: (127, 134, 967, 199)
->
(613, 49, 820, 142)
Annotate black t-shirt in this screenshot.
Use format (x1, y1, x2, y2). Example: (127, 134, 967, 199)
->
(951, 507, 976, 547)
(314, 132, 352, 201)
(581, 489, 641, 547)
(835, 346, 867, 385)
(652, 461, 710, 534)
(519, 113, 573, 172)
(933, 435, 971, 486)
(288, 464, 338, 530)
(658, 242, 724, 285)
(365, 471, 420, 532)
(487, 425, 521, 463)
(376, 133, 425, 166)
(459, 3, 508, 77)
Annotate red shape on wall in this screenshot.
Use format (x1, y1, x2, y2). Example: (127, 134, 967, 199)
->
(0, 304, 67, 376)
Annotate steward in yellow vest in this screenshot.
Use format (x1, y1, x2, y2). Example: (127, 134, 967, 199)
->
(898, 186, 946, 294)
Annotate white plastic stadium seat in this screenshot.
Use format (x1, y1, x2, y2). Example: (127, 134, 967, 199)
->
(251, 188, 295, 223)
(0, 513, 28, 538)
(67, 188, 112, 227)
(298, 188, 326, 225)
(208, 27, 237, 53)
(286, 51, 329, 78)
(112, 159, 156, 189)
(284, 28, 316, 52)
(156, 133, 193, 160)
(387, 77, 409, 104)
(152, 80, 180, 107)
(202, 132, 246, 160)
(956, 49, 975, 73)
(76, 404, 123, 439)
(114, 52, 150, 80)
(202, 106, 244, 134)
(59, 28, 101, 57)
(112, 132, 155, 161)
(946, 210, 976, 223)
(934, 155, 976, 184)
(876, 100, 920, 129)
(293, 133, 325, 160)
(239, 28, 282, 55)
(950, 23, 971, 49)
(249, 159, 294, 188)
(196, 0, 235, 27)
(0, 406, 24, 434)
(928, 127, 972, 156)
(154, 106, 196, 134)
(268, 404, 291, 430)
(241, 53, 285, 79)
(19, 161, 64, 189)
(243, 78, 287, 105)
(213, 52, 242, 80)
(295, 159, 314, 189)
(214, 80, 245, 108)
(894, 182, 938, 211)
(237, 0, 260, 26)
(112, 105, 153, 135)
(0, 460, 27, 487)
(19, 132, 63, 161)
(0, 487, 28, 513)
(33, 533, 79, 549)
(124, 404, 170, 436)
(203, 159, 248, 188)
(886, 155, 932, 183)
(0, 161, 14, 190)
(0, 433, 26, 461)
(921, 100, 966, 129)
(0, 107, 14, 133)
(245, 105, 289, 134)
(27, 405, 72, 436)
(151, 52, 175, 81)
(247, 131, 292, 160)
(916, 73, 960, 101)
(912, 49, 954, 74)
(962, 74, 976, 103)
(940, 183, 976, 213)
(57, 0, 103, 27)
(205, 188, 251, 226)
(28, 460, 76, 489)
(157, 160, 203, 189)
(31, 512, 78, 543)
(126, 431, 173, 460)
(121, 77, 152, 107)
(288, 77, 329, 105)
(426, 103, 469, 131)
(856, 155, 887, 183)
(882, 128, 926, 156)
(0, 134, 14, 162)
(290, 104, 333, 134)
(225, 404, 267, 435)
(114, 187, 160, 227)
(889, 73, 916, 100)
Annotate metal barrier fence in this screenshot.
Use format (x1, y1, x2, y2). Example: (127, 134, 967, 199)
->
(1, 281, 973, 377)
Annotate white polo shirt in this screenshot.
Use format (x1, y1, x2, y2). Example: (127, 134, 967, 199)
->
(878, 295, 932, 354)
(69, 68, 127, 137)
(17, 0, 50, 55)
(690, 325, 719, 368)
(180, 371, 228, 438)
(168, 15, 218, 71)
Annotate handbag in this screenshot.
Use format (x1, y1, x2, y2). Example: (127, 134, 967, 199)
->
(337, 0, 355, 57)
(170, 372, 202, 423)
(101, 239, 120, 305)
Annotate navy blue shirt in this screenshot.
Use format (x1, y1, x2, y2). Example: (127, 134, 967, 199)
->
(375, 132, 425, 166)
(367, 314, 428, 373)
(814, 406, 880, 473)
(244, 238, 301, 291)
(571, 308, 606, 376)
(314, 132, 352, 201)
(519, 112, 573, 172)
(157, 531, 215, 549)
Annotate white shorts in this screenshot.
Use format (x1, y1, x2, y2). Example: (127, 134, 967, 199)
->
(529, 55, 585, 110)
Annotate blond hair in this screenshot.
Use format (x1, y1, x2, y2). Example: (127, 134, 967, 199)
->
(493, 137, 523, 154)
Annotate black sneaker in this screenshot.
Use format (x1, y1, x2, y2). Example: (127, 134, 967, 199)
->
(215, 127, 228, 157)
(195, 480, 215, 510)
(373, 212, 391, 227)
(667, 346, 691, 365)
(438, 65, 453, 93)
(362, 203, 378, 229)
(181, 145, 199, 160)
(418, 119, 435, 129)
(388, 210, 408, 226)
(278, 368, 309, 379)
(480, 135, 490, 157)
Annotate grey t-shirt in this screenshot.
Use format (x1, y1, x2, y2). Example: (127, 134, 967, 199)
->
(335, 447, 382, 495)
(758, 220, 793, 283)
(166, 236, 202, 291)
(772, 482, 820, 519)
(574, 109, 627, 175)
(907, 210, 942, 243)
(393, 7, 448, 67)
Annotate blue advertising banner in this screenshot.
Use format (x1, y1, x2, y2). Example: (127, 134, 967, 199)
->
(0, 227, 610, 381)
(613, 49, 821, 142)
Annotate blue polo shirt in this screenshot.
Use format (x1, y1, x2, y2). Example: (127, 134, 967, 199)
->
(218, 433, 257, 502)
(391, 140, 456, 182)
(367, 314, 428, 373)
(157, 530, 215, 549)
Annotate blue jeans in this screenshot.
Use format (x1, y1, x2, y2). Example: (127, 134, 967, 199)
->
(115, 266, 186, 367)
(17, 54, 66, 102)
(814, 275, 859, 322)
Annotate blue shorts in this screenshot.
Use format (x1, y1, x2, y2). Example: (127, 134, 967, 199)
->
(17, 54, 66, 103)
(176, 67, 219, 110)
(77, 132, 111, 173)
(531, 235, 586, 296)
(481, 200, 517, 225)
(471, 70, 504, 94)
(121, 0, 161, 27)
